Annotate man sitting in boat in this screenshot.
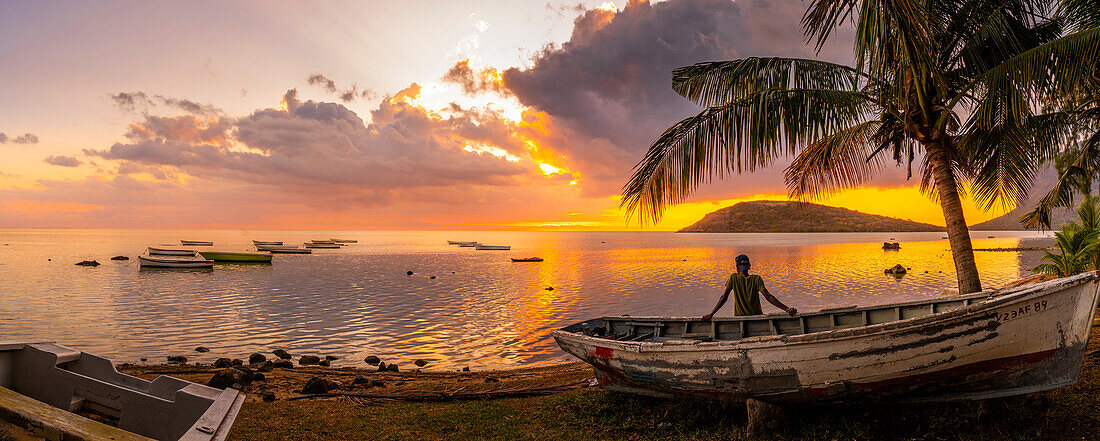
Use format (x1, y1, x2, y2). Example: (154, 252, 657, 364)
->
(702, 254, 797, 320)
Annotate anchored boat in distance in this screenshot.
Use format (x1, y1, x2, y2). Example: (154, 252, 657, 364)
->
(554, 273, 1100, 403)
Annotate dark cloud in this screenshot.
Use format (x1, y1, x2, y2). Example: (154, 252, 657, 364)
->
(124, 114, 233, 145)
(499, 0, 855, 198)
(43, 155, 82, 167)
(443, 60, 504, 95)
(110, 92, 221, 117)
(0, 133, 39, 144)
(307, 74, 377, 103)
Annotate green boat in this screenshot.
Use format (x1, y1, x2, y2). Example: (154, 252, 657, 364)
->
(197, 251, 273, 262)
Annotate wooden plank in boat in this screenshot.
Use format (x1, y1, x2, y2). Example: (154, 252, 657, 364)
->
(0, 386, 152, 441)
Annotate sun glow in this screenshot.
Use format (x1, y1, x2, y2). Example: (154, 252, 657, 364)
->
(538, 163, 561, 175)
(464, 144, 521, 162)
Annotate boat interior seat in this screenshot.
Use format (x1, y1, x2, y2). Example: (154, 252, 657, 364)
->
(6, 342, 236, 441)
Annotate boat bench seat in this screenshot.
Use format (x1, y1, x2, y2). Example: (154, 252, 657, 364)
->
(4, 342, 241, 441)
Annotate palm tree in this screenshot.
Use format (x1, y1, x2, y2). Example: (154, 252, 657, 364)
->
(1033, 226, 1099, 276)
(622, 0, 1100, 293)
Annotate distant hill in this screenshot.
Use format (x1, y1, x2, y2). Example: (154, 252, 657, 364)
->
(969, 205, 1076, 231)
(680, 200, 945, 233)
(970, 168, 1081, 231)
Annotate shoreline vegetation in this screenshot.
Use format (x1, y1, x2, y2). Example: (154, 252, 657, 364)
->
(116, 317, 1100, 441)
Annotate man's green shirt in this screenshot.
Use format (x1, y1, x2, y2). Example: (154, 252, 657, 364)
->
(725, 273, 765, 316)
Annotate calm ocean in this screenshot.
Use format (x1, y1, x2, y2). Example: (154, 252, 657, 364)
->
(0, 229, 1049, 370)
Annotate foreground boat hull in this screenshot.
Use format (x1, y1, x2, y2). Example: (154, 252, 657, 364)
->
(553, 274, 1100, 403)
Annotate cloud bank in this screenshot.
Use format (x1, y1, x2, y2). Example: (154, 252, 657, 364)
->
(4, 0, 868, 228)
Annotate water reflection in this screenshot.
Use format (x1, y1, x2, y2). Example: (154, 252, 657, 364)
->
(0, 229, 1049, 369)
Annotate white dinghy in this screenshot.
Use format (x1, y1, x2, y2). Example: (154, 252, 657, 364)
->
(0, 341, 243, 440)
(147, 247, 197, 256)
(139, 254, 214, 269)
(554, 273, 1100, 403)
(474, 244, 510, 250)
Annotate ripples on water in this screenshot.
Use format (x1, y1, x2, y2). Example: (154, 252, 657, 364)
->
(0, 229, 1050, 370)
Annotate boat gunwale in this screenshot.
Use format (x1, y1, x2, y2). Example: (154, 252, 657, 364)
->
(552, 273, 1097, 353)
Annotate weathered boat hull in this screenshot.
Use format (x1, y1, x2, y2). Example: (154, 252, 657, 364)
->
(553, 274, 1100, 403)
(180, 240, 213, 246)
(252, 240, 283, 246)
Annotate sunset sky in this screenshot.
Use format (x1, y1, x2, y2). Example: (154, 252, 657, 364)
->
(0, 0, 1015, 230)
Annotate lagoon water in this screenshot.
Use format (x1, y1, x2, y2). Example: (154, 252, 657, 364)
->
(0, 229, 1050, 370)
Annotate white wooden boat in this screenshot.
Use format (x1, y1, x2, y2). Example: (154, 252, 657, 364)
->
(256, 244, 305, 251)
(147, 247, 197, 256)
(252, 240, 283, 246)
(265, 247, 311, 254)
(180, 240, 213, 246)
(139, 255, 214, 268)
(304, 243, 341, 249)
(554, 274, 1100, 403)
(475, 244, 510, 250)
(330, 238, 357, 244)
(0, 340, 242, 440)
(197, 251, 272, 263)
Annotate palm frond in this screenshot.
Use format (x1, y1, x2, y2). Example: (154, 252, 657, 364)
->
(1059, 0, 1100, 31)
(671, 58, 861, 107)
(1022, 129, 1100, 228)
(785, 121, 886, 199)
(981, 26, 1100, 110)
(621, 88, 873, 224)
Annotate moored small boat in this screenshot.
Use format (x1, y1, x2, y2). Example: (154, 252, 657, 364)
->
(252, 240, 283, 246)
(330, 238, 357, 243)
(554, 273, 1100, 403)
(265, 247, 311, 254)
(0, 341, 242, 440)
(147, 246, 197, 256)
(180, 240, 214, 246)
(475, 244, 510, 250)
(511, 257, 544, 262)
(311, 239, 336, 244)
(138, 254, 214, 268)
(305, 243, 341, 249)
(449, 241, 477, 246)
(198, 251, 273, 263)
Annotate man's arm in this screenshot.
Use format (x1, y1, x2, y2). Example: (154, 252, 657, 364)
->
(762, 288, 797, 316)
(701, 287, 732, 321)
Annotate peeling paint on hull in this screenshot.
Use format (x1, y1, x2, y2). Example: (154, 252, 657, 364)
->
(553, 274, 1100, 403)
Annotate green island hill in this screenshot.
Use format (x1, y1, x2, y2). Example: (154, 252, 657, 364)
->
(679, 200, 945, 233)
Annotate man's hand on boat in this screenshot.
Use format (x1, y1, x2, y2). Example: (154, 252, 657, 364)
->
(702, 254, 798, 320)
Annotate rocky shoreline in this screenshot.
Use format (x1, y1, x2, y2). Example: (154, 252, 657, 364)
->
(119, 360, 594, 404)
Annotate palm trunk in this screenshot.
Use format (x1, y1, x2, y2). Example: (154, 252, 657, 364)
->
(927, 144, 983, 293)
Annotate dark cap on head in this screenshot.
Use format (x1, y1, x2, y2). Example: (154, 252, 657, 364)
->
(735, 254, 751, 270)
